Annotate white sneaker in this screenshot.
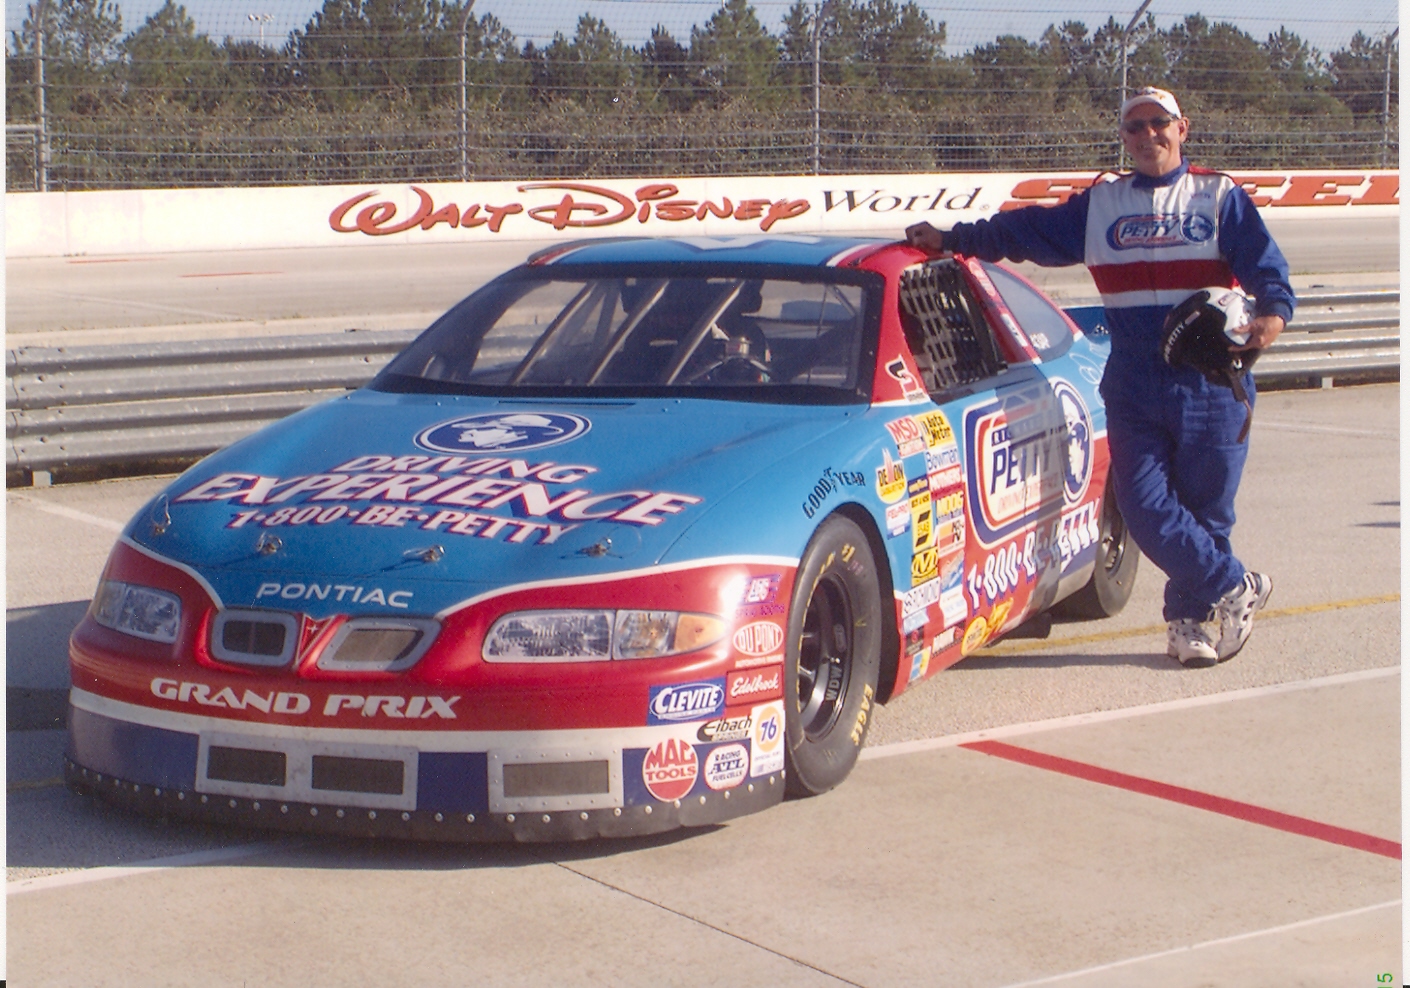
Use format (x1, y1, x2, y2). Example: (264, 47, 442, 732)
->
(1167, 618, 1218, 667)
(1214, 572, 1274, 661)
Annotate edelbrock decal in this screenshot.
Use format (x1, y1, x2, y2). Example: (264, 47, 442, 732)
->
(415, 412, 591, 453)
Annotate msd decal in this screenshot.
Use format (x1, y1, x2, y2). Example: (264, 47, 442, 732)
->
(642, 738, 699, 801)
(1105, 213, 1215, 250)
(733, 621, 784, 657)
(415, 412, 591, 453)
(648, 679, 726, 725)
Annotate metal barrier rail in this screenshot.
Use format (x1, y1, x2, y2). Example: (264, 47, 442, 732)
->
(6, 291, 1398, 475)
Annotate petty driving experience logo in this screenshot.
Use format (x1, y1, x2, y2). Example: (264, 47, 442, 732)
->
(415, 412, 591, 453)
(1051, 379, 1093, 505)
(1105, 213, 1215, 250)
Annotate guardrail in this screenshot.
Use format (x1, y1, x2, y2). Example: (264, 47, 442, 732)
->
(7, 290, 1397, 477)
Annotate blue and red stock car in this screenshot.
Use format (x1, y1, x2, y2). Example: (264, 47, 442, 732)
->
(66, 235, 1137, 841)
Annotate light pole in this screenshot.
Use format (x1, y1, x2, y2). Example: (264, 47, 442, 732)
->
(811, 1, 824, 175)
(1381, 27, 1398, 168)
(1117, 0, 1153, 170)
(247, 12, 273, 48)
(35, 0, 49, 192)
(459, 0, 476, 182)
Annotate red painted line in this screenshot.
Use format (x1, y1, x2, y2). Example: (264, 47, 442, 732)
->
(178, 271, 280, 279)
(961, 740, 1400, 860)
(67, 258, 135, 264)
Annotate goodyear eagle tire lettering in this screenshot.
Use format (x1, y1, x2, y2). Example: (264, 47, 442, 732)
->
(784, 515, 883, 798)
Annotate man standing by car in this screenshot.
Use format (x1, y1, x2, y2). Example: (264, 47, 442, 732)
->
(904, 86, 1295, 667)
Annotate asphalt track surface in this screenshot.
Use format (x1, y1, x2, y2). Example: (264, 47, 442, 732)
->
(5, 220, 1402, 986)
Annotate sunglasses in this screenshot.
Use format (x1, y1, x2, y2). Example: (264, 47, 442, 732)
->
(1122, 115, 1176, 134)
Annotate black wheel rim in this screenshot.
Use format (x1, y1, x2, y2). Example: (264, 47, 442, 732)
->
(795, 571, 853, 740)
(1098, 494, 1128, 576)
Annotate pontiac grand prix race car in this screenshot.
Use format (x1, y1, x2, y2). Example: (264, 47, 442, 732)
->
(66, 235, 1137, 841)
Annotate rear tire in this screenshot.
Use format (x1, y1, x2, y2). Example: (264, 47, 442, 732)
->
(1056, 477, 1139, 619)
(783, 515, 883, 798)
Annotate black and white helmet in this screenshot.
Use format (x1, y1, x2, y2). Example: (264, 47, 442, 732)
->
(1161, 287, 1259, 441)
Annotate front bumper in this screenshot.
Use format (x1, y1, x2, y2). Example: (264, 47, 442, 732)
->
(66, 692, 787, 842)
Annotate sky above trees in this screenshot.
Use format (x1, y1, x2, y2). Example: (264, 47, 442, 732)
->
(4, 0, 1398, 59)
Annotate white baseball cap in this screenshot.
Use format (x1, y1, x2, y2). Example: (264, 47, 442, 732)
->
(1120, 86, 1182, 121)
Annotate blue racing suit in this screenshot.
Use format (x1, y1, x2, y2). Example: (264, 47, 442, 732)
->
(945, 160, 1296, 620)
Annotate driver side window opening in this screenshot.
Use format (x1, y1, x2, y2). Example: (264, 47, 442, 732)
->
(898, 261, 1007, 394)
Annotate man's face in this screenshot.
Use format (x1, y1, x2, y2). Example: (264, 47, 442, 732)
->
(1120, 105, 1188, 177)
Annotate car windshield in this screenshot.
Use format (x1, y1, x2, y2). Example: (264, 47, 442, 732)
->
(374, 268, 877, 402)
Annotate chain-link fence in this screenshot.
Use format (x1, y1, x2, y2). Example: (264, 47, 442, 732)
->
(5, 0, 1399, 191)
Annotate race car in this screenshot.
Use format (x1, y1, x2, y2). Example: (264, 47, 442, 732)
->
(66, 235, 1137, 841)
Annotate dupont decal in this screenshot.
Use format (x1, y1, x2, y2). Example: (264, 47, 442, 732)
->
(698, 713, 753, 744)
(1053, 379, 1094, 505)
(703, 743, 749, 790)
(727, 664, 783, 704)
(415, 412, 591, 453)
(648, 679, 726, 725)
(642, 738, 699, 801)
(875, 449, 907, 503)
(750, 701, 785, 777)
(177, 453, 703, 545)
(963, 387, 1070, 547)
(733, 621, 784, 657)
(1105, 212, 1215, 250)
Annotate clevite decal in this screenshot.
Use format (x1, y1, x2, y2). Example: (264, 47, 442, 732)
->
(648, 679, 726, 725)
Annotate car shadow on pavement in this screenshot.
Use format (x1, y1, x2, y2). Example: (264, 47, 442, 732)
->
(955, 649, 1178, 671)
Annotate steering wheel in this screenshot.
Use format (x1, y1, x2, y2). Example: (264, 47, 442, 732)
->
(685, 354, 773, 383)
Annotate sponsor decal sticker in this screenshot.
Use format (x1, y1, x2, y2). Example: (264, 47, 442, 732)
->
(960, 616, 990, 656)
(908, 645, 931, 683)
(416, 412, 591, 453)
(1052, 379, 1094, 506)
(885, 415, 927, 457)
(963, 387, 1070, 547)
(884, 357, 928, 402)
(642, 738, 699, 801)
(910, 488, 935, 553)
(750, 701, 785, 776)
(886, 501, 910, 537)
(698, 714, 753, 743)
(727, 664, 784, 703)
(912, 547, 939, 585)
(703, 743, 749, 790)
(931, 626, 959, 654)
(875, 449, 907, 503)
(915, 409, 956, 449)
(803, 466, 866, 518)
(648, 679, 726, 725)
(1104, 212, 1215, 250)
(901, 578, 941, 618)
(733, 621, 785, 657)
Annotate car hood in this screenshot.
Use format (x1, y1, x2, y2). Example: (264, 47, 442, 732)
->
(131, 389, 857, 616)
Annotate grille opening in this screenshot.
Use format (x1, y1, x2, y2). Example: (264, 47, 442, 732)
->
(311, 755, 405, 795)
(503, 760, 611, 798)
(220, 619, 288, 657)
(207, 746, 287, 787)
(326, 628, 422, 666)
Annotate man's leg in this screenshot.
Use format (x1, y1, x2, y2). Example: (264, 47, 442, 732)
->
(1104, 391, 1245, 622)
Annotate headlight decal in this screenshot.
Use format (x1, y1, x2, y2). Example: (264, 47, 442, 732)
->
(91, 581, 182, 644)
(482, 609, 724, 663)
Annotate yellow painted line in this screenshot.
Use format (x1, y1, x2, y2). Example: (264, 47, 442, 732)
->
(8, 777, 64, 793)
(984, 593, 1400, 656)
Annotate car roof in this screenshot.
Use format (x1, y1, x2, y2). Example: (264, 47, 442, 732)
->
(528, 235, 892, 268)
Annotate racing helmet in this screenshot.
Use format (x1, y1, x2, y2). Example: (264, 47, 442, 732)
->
(1160, 287, 1258, 441)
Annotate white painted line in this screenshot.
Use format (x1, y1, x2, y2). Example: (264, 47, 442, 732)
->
(991, 899, 1400, 988)
(6, 842, 284, 896)
(860, 667, 1399, 762)
(1255, 419, 1398, 439)
(8, 495, 125, 534)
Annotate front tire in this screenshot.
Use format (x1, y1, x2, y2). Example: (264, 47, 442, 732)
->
(784, 515, 883, 798)
(1056, 477, 1139, 619)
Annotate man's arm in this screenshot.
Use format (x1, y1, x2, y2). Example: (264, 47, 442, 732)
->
(905, 191, 1090, 268)
(1218, 185, 1296, 350)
